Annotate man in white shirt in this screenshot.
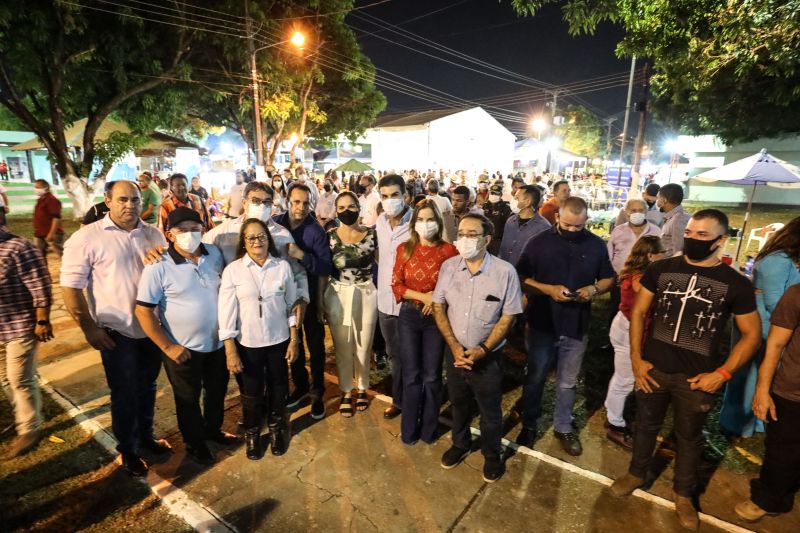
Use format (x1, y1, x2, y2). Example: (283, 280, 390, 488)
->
(315, 179, 338, 228)
(359, 174, 381, 227)
(61, 181, 169, 477)
(295, 168, 318, 211)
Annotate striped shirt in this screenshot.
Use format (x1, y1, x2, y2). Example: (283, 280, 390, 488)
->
(0, 230, 53, 341)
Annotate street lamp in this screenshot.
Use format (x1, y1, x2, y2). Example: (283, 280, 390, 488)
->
(531, 117, 547, 140)
(290, 31, 305, 48)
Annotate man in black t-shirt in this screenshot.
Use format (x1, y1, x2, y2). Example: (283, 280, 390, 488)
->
(610, 209, 761, 531)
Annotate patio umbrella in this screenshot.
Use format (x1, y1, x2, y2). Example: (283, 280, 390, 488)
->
(693, 149, 800, 256)
(334, 158, 372, 173)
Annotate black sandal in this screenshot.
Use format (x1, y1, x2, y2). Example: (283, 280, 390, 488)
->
(339, 396, 354, 418)
(355, 392, 370, 412)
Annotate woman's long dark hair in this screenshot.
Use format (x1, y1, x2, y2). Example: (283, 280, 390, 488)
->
(755, 216, 800, 268)
(236, 218, 279, 260)
(402, 199, 445, 261)
(620, 235, 663, 279)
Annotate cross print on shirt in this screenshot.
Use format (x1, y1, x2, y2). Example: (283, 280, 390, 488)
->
(662, 273, 713, 343)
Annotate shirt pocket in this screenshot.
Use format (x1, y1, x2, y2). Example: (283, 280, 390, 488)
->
(475, 299, 502, 324)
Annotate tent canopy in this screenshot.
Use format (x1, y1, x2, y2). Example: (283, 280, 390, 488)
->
(334, 158, 372, 172)
(693, 149, 800, 188)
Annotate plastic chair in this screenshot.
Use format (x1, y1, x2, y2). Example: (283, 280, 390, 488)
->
(747, 223, 785, 251)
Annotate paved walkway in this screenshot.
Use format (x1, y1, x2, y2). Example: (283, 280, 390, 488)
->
(35, 255, 800, 533)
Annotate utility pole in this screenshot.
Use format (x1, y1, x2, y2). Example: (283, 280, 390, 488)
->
(631, 62, 651, 195)
(603, 117, 617, 160)
(614, 55, 637, 195)
(245, 0, 263, 168)
(545, 90, 562, 173)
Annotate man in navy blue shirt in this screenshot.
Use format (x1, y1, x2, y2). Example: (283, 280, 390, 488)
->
(274, 183, 332, 420)
(516, 196, 615, 456)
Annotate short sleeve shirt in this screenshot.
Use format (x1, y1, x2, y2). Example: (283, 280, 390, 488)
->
(640, 256, 757, 375)
(140, 184, 161, 224)
(770, 284, 800, 402)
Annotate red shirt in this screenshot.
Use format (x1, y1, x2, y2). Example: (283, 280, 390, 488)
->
(392, 241, 458, 303)
(33, 192, 63, 238)
(540, 197, 559, 225)
(618, 272, 643, 320)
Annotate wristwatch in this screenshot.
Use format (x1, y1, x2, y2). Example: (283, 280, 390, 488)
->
(37, 320, 50, 326)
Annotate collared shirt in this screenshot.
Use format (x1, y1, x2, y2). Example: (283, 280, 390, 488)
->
(498, 212, 551, 267)
(660, 204, 691, 257)
(376, 207, 413, 315)
(218, 254, 298, 348)
(136, 244, 224, 352)
(159, 193, 212, 231)
(0, 230, 52, 341)
(607, 221, 662, 274)
(272, 212, 331, 299)
(202, 216, 309, 301)
(517, 227, 615, 339)
(360, 190, 381, 227)
(432, 253, 523, 349)
(140, 183, 162, 225)
(315, 191, 337, 221)
(646, 202, 664, 227)
(60, 214, 167, 339)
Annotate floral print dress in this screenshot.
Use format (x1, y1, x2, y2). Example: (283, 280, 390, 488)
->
(329, 227, 377, 284)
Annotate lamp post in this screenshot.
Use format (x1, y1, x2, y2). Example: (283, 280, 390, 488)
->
(531, 117, 547, 140)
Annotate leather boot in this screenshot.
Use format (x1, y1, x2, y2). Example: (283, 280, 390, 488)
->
(674, 492, 700, 531)
(610, 473, 645, 497)
(269, 421, 291, 456)
(245, 428, 262, 460)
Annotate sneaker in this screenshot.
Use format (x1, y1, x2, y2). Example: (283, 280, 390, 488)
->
(482, 456, 505, 483)
(440, 446, 470, 470)
(186, 443, 216, 465)
(516, 427, 536, 449)
(554, 431, 583, 456)
(287, 390, 309, 410)
(734, 500, 770, 522)
(310, 397, 325, 420)
(1, 430, 42, 459)
(121, 452, 149, 477)
(610, 472, 645, 497)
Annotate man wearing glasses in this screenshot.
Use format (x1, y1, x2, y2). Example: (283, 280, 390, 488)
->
(135, 208, 234, 466)
(432, 213, 522, 483)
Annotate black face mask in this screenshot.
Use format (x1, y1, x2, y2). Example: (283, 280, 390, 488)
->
(324, 184, 332, 192)
(683, 236, 722, 261)
(355, 184, 366, 195)
(645, 200, 655, 208)
(337, 210, 359, 226)
(558, 225, 583, 241)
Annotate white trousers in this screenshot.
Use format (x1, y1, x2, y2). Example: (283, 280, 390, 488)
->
(604, 311, 635, 428)
(0, 334, 41, 435)
(324, 280, 378, 393)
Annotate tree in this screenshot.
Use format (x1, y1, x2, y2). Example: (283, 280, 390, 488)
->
(555, 105, 602, 157)
(0, 1, 195, 217)
(511, 0, 800, 143)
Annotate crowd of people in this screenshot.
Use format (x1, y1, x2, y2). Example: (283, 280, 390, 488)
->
(1, 165, 799, 531)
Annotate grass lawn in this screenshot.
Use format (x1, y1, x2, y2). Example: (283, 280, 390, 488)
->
(5, 208, 83, 242)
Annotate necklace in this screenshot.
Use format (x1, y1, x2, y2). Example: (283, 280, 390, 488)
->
(246, 256, 270, 318)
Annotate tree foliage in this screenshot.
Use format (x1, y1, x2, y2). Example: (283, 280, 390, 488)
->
(555, 105, 602, 157)
(511, 0, 800, 142)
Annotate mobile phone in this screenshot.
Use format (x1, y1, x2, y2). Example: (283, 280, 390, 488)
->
(563, 290, 579, 299)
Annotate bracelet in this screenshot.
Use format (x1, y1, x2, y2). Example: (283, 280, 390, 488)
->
(478, 342, 491, 354)
(715, 367, 732, 381)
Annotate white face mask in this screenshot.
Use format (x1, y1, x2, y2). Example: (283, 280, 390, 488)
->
(456, 236, 485, 260)
(272, 181, 282, 189)
(382, 198, 405, 217)
(247, 202, 272, 222)
(488, 194, 501, 204)
(175, 231, 202, 253)
(34, 188, 47, 197)
(629, 212, 646, 226)
(415, 220, 438, 240)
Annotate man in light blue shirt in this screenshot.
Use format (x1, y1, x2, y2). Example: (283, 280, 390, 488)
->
(376, 174, 413, 418)
(433, 213, 522, 483)
(498, 185, 551, 267)
(135, 208, 235, 466)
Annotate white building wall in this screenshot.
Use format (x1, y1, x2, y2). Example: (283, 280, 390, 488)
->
(364, 127, 429, 173)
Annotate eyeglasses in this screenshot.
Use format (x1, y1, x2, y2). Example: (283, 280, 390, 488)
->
(457, 232, 484, 239)
(244, 233, 268, 243)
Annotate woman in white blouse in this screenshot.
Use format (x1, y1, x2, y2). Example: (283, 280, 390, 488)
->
(219, 218, 299, 460)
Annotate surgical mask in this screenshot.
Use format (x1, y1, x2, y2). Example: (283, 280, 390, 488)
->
(488, 194, 501, 204)
(683, 236, 722, 261)
(175, 231, 201, 253)
(273, 181, 282, 190)
(629, 212, 646, 226)
(415, 220, 438, 240)
(382, 198, 404, 217)
(34, 188, 46, 197)
(337, 209, 359, 226)
(247, 202, 272, 222)
(456, 236, 485, 260)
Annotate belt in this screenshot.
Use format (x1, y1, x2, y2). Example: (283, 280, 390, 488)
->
(330, 279, 373, 328)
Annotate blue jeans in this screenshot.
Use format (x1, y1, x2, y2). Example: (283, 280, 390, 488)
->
(378, 311, 402, 407)
(99, 330, 163, 455)
(521, 329, 588, 433)
(398, 303, 444, 443)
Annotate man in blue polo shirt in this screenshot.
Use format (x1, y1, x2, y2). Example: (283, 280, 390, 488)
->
(135, 207, 236, 466)
(516, 197, 615, 456)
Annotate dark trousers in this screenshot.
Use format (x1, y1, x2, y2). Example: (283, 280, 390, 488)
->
(99, 331, 163, 455)
(292, 298, 326, 398)
(445, 347, 504, 460)
(751, 393, 800, 513)
(398, 303, 444, 443)
(240, 341, 290, 430)
(378, 311, 403, 407)
(161, 347, 229, 447)
(629, 367, 715, 496)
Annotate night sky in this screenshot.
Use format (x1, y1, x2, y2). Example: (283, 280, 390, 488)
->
(347, 0, 638, 139)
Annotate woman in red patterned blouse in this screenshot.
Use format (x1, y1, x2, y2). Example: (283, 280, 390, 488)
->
(392, 199, 458, 444)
